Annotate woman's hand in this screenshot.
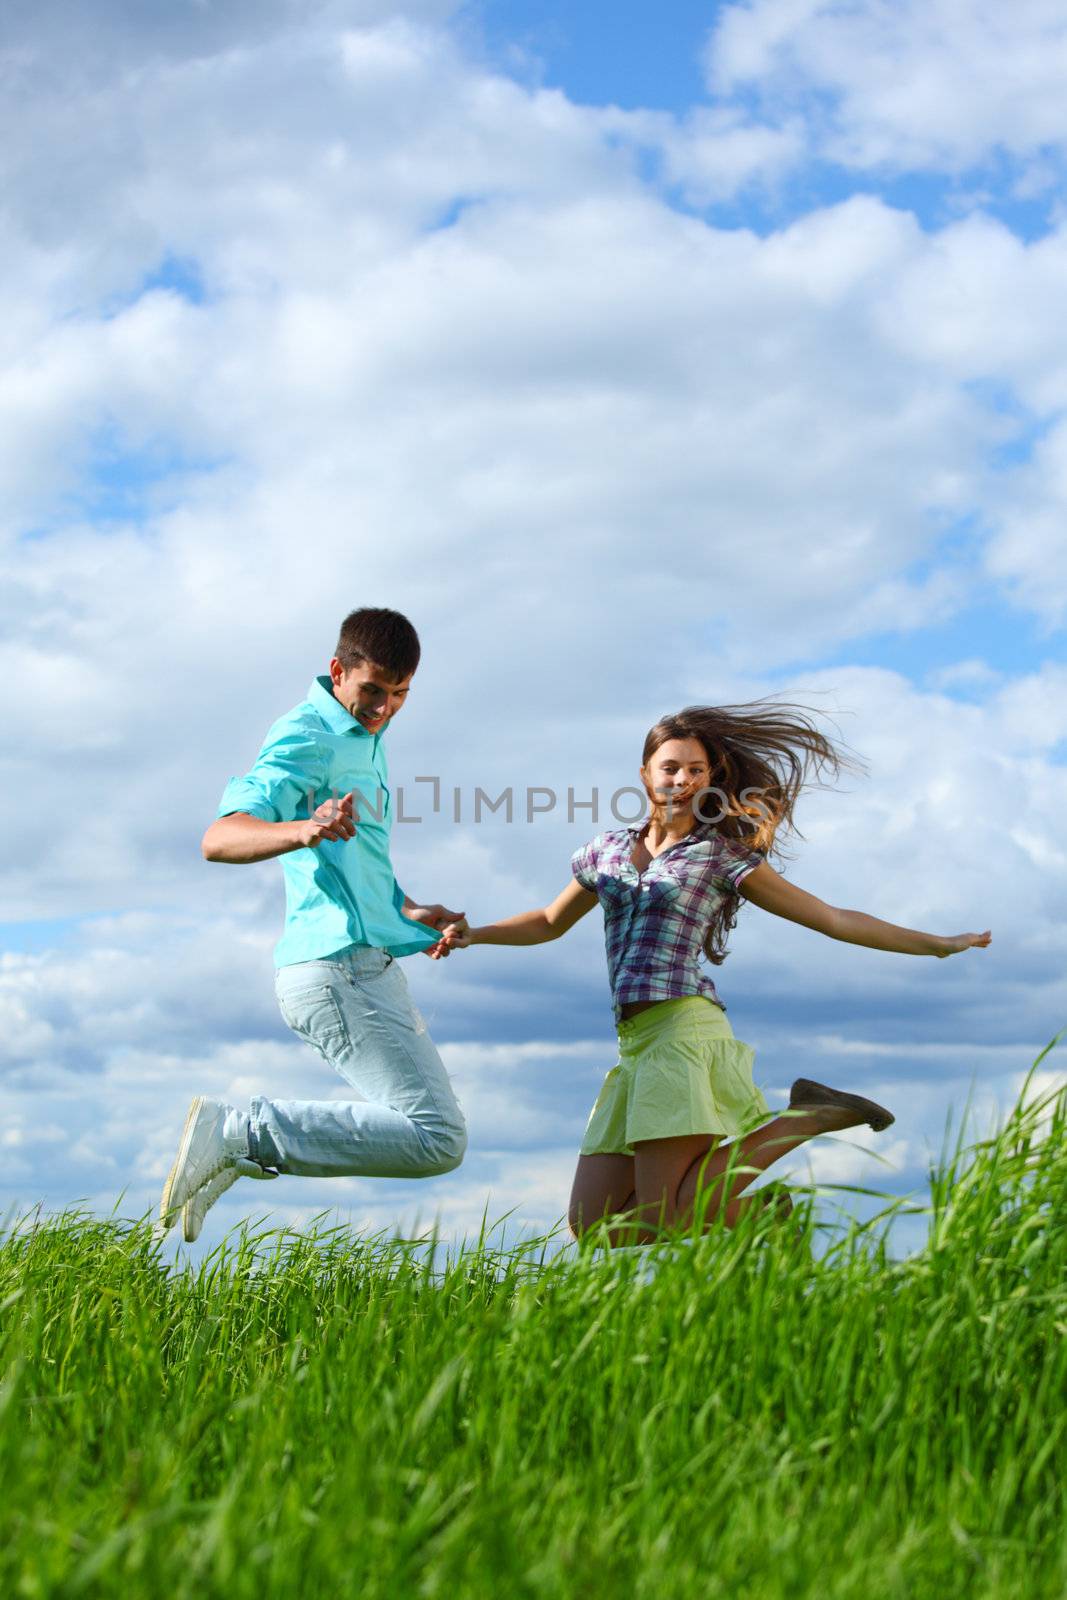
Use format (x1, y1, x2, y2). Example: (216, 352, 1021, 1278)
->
(437, 921, 472, 951)
(402, 901, 467, 960)
(424, 921, 473, 960)
(933, 930, 992, 958)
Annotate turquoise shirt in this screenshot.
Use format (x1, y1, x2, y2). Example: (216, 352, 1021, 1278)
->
(216, 676, 440, 967)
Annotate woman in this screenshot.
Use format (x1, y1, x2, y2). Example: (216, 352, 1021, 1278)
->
(440, 703, 991, 1246)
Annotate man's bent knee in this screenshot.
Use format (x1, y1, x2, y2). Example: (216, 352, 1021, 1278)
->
(420, 1123, 467, 1176)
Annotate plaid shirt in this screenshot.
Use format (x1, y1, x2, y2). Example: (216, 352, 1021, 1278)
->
(571, 822, 765, 1023)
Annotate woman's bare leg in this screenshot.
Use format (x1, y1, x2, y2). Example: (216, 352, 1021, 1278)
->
(609, 1107, 858, 1245)
(567, 1152, 636, 1239)
(570, 1109, 852, 1246)
(565, 1151, 772, 1247)
(673, 1107, 859, 1227)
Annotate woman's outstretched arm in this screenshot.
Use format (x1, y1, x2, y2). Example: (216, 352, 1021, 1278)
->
(441, 880, 598, 949)
(738, 862, 991, 957)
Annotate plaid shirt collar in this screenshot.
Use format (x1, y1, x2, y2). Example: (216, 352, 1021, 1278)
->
(624, 819, 717, 852)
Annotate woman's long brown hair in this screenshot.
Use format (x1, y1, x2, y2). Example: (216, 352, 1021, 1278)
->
(641, 700, 863, 966)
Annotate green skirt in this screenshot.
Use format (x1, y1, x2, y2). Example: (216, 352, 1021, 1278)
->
(580, 996, 772, 1156)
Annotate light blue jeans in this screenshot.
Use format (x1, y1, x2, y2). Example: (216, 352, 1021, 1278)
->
(248, 946, 468, 1179)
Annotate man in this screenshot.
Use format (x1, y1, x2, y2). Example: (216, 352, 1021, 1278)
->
(159, 607, 469, 1242)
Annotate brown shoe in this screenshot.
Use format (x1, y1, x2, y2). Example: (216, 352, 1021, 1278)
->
(788, 1077, 895, 1132)
(755, 1181, 795, 1220)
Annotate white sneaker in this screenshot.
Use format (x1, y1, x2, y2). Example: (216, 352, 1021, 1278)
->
(181, 1158, 277, 1242)
(159, 1095, 268, 1231)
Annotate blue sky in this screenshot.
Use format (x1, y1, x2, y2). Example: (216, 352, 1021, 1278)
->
(2, 0, 1065, 1260)
(474, 0, 719, 111)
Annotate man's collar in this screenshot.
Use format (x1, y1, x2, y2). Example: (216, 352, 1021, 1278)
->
(308, 675, 383, 737)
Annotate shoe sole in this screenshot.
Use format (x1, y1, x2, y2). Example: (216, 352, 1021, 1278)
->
(788, 1078, 895, 1132)
(182, 1178, 228, 1245)
(159, 1095, 207, 1229)
(180, 1159, 277, 1244)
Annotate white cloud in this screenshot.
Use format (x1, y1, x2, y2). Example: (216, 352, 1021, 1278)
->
(984, 417, 1067, 625)
(708, 0, 1067, 177)
(602, 103, 806, 206)
(0, 197, 1013, 714)
(927, 659, 1003, 693)
(874, 216, 1067, 411)
(5, 12, 1065, 712)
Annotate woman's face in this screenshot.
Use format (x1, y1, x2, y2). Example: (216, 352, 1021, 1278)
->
(641, 737, 710, 818)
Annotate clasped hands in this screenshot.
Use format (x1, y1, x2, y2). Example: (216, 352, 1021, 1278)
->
(433, 918, 471, 958)
(405, 903, 470, 960)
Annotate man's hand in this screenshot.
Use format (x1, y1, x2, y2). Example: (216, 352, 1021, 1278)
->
(406, 902, 467, 932)
(404, 903, 468, 959)
(294, 792, 358, 849)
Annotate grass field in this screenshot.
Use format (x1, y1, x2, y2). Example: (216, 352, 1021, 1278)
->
(2, 1036, 1065, 1600)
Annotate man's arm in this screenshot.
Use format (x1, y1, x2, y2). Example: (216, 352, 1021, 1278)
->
(397, 887, 468, 941)
(397, 888, 463, 920)
(205, 717, 341, 864)
(202, 793, 357, 864)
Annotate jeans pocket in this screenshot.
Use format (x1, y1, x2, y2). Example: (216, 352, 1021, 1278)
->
(277, 984, 351, 1058)
(360, 950, 395, 979)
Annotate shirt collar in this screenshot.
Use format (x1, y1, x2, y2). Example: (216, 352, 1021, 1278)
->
(626, 818, 714, 847)
(308, 675, 388, 738)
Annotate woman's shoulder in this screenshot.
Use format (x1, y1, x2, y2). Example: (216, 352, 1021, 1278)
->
(701, 828, 764, 856)
(571, 827, 634, 892)
(692, 825, 767, 887)
(579, 826, 634, 856)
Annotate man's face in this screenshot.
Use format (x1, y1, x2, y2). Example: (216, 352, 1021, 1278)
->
(329, 657, 414, 734)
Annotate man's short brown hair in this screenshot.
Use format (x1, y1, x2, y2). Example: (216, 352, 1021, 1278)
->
(335, 608, 421, 678)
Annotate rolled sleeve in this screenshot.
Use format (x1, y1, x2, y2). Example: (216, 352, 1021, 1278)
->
(715, 839, 766, 893)
(216, 727, 329, 824)
(571, 837, 600, 893)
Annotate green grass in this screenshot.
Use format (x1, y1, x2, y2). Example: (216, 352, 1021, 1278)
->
(2, 1035, 1065, 1600)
